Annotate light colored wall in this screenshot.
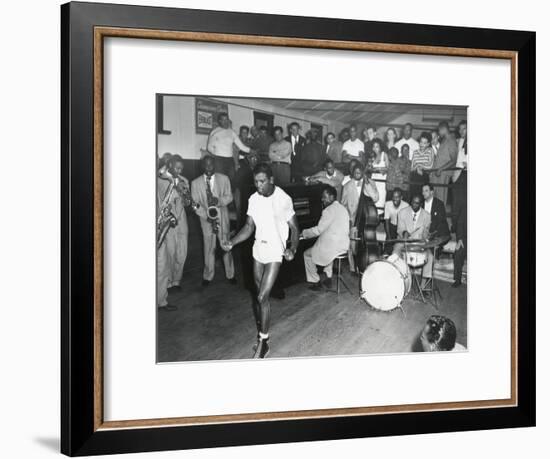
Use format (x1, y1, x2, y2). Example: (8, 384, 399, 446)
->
(157, 96, 349, 160)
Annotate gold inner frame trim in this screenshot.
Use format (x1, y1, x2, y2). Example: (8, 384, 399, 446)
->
(93, 26, 518, 432)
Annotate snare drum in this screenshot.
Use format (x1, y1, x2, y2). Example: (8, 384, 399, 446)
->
(405, 245, 428, 268)
(360, 254, 411, 311)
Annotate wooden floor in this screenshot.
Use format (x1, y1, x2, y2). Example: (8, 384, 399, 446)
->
(157, 256, 467, 362)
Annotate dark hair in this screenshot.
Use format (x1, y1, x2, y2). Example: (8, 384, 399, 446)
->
(366, 124, 377, 132)
(325, 132, 336, 142)
(411, 193, 422, 202)
(404, 122, 413, 129)
(385, 127, 398, 143)
(273, 125, 283, 134)
(388, 146, 399, 157)
(323, 158, 334, 167)
(392, 187, 403, 196)
(371, 138, 384, 151)
(321, 185, 338, 199)
(239, 125, 250, 133)
(424, 315, 457, 351)
(458, 119, 467, 128)
(422, 183, 435, 192)
(252, 162, 273, 178)
(351, 163, 363, 175)
(168, 154, 184, 167)
(349, 123, 357, 130)
(419, 131, 432, 144)
(201, 154, 214, 165)
(438, 121, 450, 130)
(289, 122, 300, 130)
(216, 112, 228, 124)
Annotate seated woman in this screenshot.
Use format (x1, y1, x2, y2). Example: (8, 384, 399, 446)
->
(419, 315, 466, 352)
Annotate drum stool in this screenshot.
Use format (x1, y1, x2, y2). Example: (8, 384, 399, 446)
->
(334, 253, 352, 296)
(420, 246, 442, 309)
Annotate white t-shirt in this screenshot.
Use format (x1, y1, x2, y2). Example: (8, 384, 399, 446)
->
(247, 186, 295, 250)
(384, 200, 409, 225)
(342, 138, 365, 157)
(395, 137, 420, 160)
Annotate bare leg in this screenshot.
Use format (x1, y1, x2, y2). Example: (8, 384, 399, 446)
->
(257, 262, 282, 335)
(252, 260, 265, 332)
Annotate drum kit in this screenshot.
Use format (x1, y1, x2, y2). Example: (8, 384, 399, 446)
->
(354, 237, 436, 314)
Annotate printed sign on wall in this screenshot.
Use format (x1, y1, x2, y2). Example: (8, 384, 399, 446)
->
(195, 97, 229, 134)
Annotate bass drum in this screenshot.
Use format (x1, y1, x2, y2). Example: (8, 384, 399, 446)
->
(360, 254, 411, 311)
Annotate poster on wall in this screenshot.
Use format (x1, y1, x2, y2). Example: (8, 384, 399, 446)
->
(195, 97, 228, 134)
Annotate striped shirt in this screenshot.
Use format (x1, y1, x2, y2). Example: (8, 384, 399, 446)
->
(411, 147, 434, 170)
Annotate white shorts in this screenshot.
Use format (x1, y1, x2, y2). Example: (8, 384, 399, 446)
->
(253, 239, 284, 264)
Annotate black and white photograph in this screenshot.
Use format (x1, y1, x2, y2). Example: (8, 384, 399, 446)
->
(156, 95, 468, 361)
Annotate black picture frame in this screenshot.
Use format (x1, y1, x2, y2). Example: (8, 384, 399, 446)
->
(61, 1, 536, 456)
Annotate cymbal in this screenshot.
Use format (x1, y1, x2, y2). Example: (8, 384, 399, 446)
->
(419, 239, 444, 249)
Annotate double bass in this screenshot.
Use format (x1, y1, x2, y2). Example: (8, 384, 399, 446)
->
(353, 176, 381, 273)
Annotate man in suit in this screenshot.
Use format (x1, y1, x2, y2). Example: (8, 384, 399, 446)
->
(157, 155, 189, 311)
(393, 194, 432, 279)
(421, 183, 451, 282)
(191, 155, 236, 287)
(324, 132, 343, 164)
(341, 164, 378, 272)
(301, 185, 350, 290)
(285, 122, 306, 182)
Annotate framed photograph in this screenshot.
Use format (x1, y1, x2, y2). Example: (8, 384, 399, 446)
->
(61, 1, 535, 456)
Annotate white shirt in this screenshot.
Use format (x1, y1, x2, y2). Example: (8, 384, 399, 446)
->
(207, 126, 250, 158)
(412, 209, 421, 230)
(395, 137, 420, 160)
(247, 186, 295, 250)
(354, 179, 363, 197)
(342, 175, 351, 186)
(384, 200, 409, 225)
(290, 135, 300, 156)
(342, 138, 365, 157)
(204, 173, 215, 190)
(424, 197, 433, 215)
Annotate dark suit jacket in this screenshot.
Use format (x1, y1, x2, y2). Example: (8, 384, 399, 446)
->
(285, 134, 307, 178)
(325, 140, 343, 163)
(424, 197, 450, 238)
(300, 141, 326, 177)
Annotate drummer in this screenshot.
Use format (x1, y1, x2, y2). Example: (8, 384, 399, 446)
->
(383, 188, 409, 253)
(392, 194, 432, 279)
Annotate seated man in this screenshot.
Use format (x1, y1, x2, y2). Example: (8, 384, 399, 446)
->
(305, 158, 345, 201)
(419, 315, 466, 352)
(421, 183, 451, 283)
(393, 194, 431, 279)
(384, 188, 409, 252)
(301, 185, 350, 290)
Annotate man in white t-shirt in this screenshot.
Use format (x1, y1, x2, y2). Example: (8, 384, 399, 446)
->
(341, 124, 365, 163)
(395, 123, 420, 160)
(222, 163, 300, 358)
(384, 188, 409, 252)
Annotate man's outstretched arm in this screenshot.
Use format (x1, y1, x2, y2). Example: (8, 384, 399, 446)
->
(221, 216, 255, 251)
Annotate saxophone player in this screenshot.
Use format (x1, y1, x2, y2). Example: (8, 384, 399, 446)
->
(191, 155, 236, 287)
(157, 154, 190, 311)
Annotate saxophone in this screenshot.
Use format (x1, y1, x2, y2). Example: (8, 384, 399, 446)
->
(157, 178, 177, 249)
(205, 175, 220, 234)
(157, 167, 199, 249)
